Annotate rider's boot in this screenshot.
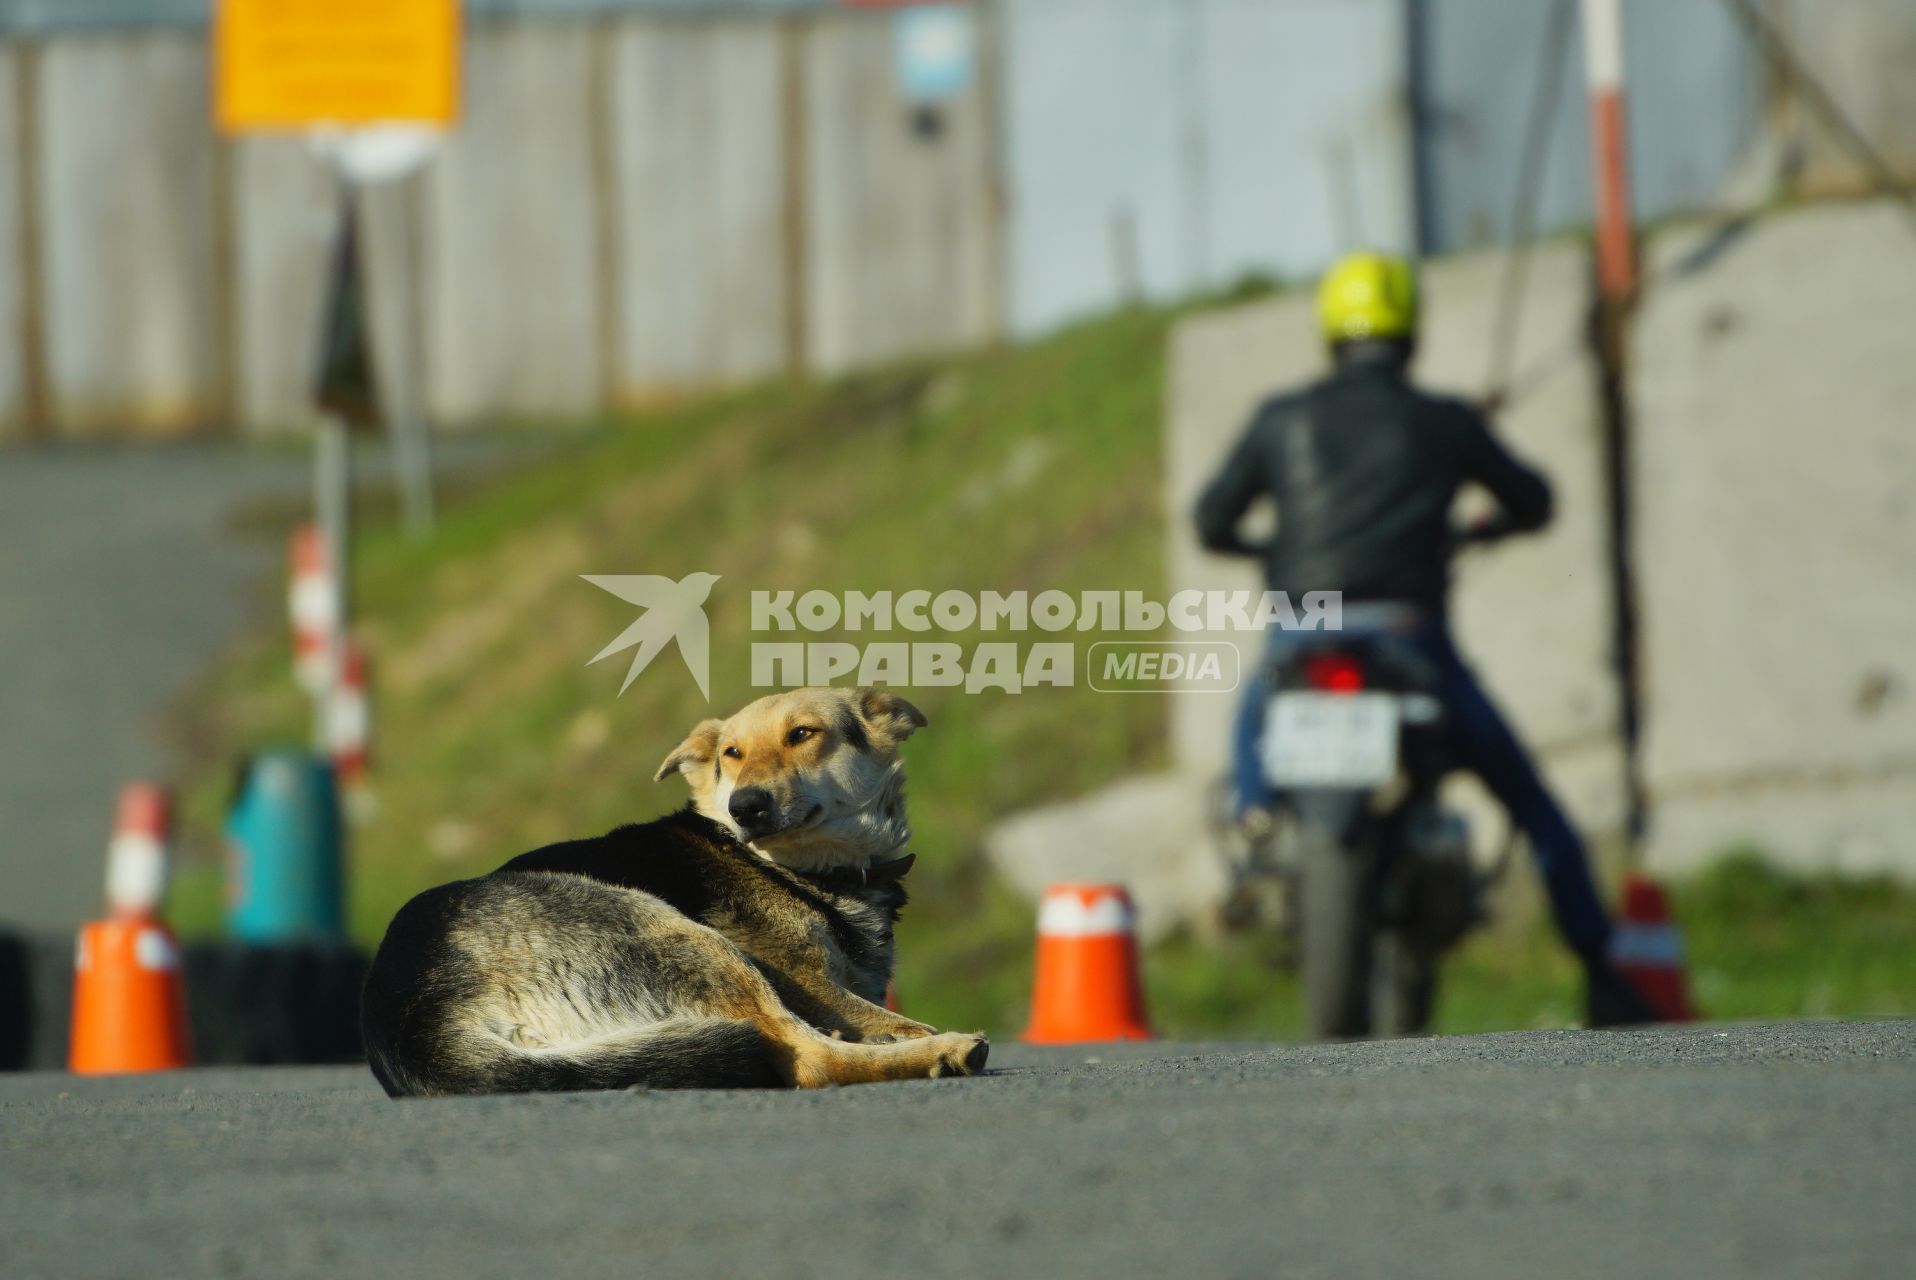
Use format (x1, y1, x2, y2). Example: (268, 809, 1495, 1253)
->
(1583, 954, 1663, 1028)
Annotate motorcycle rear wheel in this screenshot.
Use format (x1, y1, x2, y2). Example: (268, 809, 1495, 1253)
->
(1298, 826, 1373, 1040)
(1371, 933, 1437, 1037)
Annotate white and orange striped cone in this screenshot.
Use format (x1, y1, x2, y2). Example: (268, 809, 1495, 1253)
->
(1022, 883, 1153, 1043)
(289, 524, 336, 695)
(1608, 872, 1697, 1023)
(70, 785, 193, 1074)
(326, 641, 371, 788)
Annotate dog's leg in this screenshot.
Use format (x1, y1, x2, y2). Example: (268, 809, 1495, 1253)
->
(727, 976, 987, 1088)
(760, 973, 942, 1044)
(781, 1028, 990, 1087)
(650, 914, 987, 1088)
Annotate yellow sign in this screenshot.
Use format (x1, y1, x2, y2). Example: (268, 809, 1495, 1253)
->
(215, 0, 460, 133)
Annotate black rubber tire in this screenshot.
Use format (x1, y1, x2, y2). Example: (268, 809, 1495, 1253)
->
(1372, 933, 1437, 1037)
(1298, 826, 1372, 1040)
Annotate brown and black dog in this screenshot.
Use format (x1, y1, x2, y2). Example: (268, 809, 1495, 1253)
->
(360, 687, 987, 1097)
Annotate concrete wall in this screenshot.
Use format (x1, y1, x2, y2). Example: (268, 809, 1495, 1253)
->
(36, 32, 222, 435)
(1769, 0, 1916, 194)
(1162, 197, 1916, 881)
(1165, 242, 1627, 859)
(1632, 199, 1916, 873)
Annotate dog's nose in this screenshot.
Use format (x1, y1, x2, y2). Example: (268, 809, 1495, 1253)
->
(729, 787, 775, 833)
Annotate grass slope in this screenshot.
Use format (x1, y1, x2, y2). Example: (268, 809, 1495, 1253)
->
(172, 308, 1175, 1033)
(170, 305, 1916, 1038)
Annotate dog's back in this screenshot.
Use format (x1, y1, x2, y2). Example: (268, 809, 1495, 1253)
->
(362, 868, 785, 1096)
(360, 810, 893, 1097)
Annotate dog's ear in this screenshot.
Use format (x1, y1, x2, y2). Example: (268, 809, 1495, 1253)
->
(855, 688, 927, 749)
(655, 719, 724, 782)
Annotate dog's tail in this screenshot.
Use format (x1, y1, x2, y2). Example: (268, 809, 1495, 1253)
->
(371, 1017, 784, 1097)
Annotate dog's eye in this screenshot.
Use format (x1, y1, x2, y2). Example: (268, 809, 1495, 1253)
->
(722, 746, 742, 760)
(786, 726, 815, 746)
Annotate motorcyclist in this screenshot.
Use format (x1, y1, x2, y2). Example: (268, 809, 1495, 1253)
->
(1193, 250, 1657, 1027)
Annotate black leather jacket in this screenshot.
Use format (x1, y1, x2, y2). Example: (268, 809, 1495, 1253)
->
(1194, 350, 1552, 613)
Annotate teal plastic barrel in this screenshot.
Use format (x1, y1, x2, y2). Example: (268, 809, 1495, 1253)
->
(225, 751, 345, 942)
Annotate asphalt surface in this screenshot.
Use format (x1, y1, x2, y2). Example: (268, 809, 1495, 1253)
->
(0, 444, 309, 931)
(0, 437, 555, 933)
(4, 1020, 1912, 1280)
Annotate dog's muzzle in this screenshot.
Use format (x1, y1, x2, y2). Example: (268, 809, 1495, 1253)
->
(729, 787, 776, 837)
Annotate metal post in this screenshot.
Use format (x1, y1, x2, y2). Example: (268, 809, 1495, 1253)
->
(382, 177, 436, 536)
(312, 413, 351, 753)
(1579, 0, 1648, 858)
(1579, 0, 1637, 302)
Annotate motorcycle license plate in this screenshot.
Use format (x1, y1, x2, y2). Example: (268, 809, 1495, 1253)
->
(1262, 693, 1400, 787)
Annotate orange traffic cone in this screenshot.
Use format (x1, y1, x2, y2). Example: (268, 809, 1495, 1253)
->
(1608, 872, 1697, 1023)
(1022, 883, 1153, 1043)
(69, 785, 192, 1074)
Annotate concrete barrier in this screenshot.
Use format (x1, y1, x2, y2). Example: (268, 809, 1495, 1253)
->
(1632, 199, 1916, 873)
(985, 775, 1225, 945)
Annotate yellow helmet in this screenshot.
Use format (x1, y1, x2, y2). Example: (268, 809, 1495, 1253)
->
(1316, 251, 1419, 344)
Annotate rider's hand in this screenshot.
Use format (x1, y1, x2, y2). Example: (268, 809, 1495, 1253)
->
(1455, 513, 1515, 546)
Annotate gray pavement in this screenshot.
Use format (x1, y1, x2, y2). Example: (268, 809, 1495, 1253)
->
(0, 436, 555, 933)
(4, 1021, 1912, 1280)
(0, 443, 309, 931)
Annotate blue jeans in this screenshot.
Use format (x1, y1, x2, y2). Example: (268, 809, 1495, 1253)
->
(1232, 621, 1613, 958)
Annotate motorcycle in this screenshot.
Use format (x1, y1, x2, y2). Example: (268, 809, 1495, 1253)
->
(1212, 528, 1517, 1040)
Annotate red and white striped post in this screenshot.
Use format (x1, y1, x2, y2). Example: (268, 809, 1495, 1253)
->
(326, 641, 371, 788)
(289, 524, 336, 697)
(1580, 0, 1637, 302)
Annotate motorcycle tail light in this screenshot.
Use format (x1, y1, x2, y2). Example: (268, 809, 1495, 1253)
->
(1301, 652, 1366, 694)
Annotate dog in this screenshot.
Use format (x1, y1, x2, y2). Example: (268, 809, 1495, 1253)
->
(359, 687, 988, 1097)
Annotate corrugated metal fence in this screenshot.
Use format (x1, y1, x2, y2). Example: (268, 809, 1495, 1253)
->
(10, 0, 1909, 437)
(0, 4, 1000, 437)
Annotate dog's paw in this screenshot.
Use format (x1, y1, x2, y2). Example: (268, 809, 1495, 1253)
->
(926, 1033, 990, 1079)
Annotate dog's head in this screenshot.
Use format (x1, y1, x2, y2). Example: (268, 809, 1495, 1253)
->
(655, 687, 927, 872)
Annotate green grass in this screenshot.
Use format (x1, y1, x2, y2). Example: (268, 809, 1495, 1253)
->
(168, 306, 1179, 1006)
(878, 854, 1916, 1040)
(167, 303, 1916, 1040)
